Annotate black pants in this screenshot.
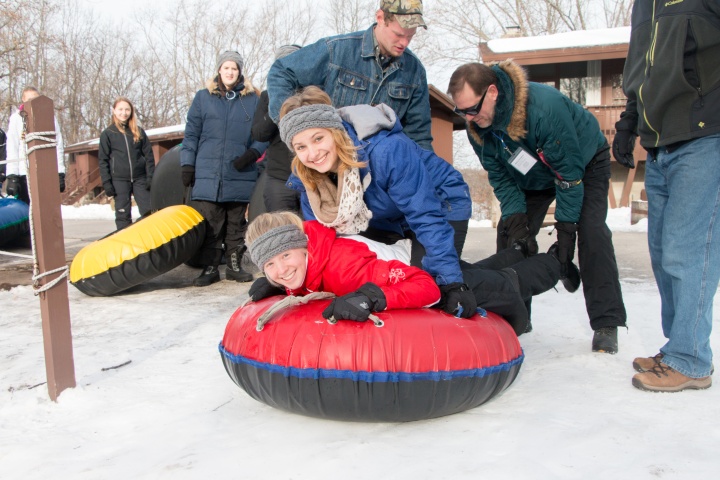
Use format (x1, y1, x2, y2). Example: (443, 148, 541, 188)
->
(112, 177, 152, 230)
(462, 248, 561, 335)
(495, 147, 627, 330)
(191, 200, 249, 267)
(264, 175, 301, 215)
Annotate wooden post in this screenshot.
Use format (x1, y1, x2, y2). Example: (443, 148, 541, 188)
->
(24, 95, 76, 401)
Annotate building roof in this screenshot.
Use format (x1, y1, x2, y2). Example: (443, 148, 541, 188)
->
(65, 124, 186, 153)
(480, 26, 631, 65)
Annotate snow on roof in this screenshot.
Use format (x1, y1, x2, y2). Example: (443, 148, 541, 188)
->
(67, 123, 186, 149)
(145, 123, 186, 137)
(487, 26, 631, 53)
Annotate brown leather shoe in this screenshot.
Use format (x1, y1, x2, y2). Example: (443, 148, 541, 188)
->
(633, 354, 714, 374)
(632, 363, 712, 392)
(632, 353, 663, 372)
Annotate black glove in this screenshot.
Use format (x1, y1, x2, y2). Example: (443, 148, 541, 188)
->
(248, 276, 285, 302)
(612, 120, 637, 169)
(6, 175, 21, 197)
(145, 175, 152, 191)
(103, 182, 116, 198)
(321, 282, 387, 322)
(437, 282, 477, 319)
(502, 213, 538, 255)
(233, 149, 260, 171)
(555, 222, 578, 274)
(59, 173, 66, 193)
(181, 165, 195, 187)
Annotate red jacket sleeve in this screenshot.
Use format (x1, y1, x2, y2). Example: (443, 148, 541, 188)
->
(370, 260, 440, 310)
(317, 236, 440, 310)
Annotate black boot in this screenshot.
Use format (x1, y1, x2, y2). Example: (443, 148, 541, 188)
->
(193, 265, 220, 287)
(225, 250, 253, 282)
(547, 243, 581, 293)
(592, 326, 618, 354)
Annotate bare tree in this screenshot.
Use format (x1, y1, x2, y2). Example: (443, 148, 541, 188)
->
(0, 0, 30, 121)
(0, 0, 636, 147)
(603, 0, 633, 27)
(53, 2, 142, 143)
(0, 0, 61, 122)
(422, 0, 630, 66)
(328, 0, 378, 34)
(240, 0, 316, 88)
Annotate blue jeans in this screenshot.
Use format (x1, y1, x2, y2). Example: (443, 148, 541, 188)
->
(645, 133, 720, 378)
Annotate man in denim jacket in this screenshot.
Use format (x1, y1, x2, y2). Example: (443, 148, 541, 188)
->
(267, 0, 433, 151)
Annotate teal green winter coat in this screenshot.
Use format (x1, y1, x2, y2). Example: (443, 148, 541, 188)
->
(466, 60, 607, 223)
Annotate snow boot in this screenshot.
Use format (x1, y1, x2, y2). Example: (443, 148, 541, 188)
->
(592, 326, 618, 354)
(226, 250, 253, 282)
(633, 353, 715, 374)
(632, 363, 711, 392)
(633, 353, 664, 372)
(193, 265, 220, 287)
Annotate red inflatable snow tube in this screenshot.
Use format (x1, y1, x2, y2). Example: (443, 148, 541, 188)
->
(219, 296, 523, 422)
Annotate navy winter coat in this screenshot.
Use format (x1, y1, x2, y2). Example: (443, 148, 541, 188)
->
(181, 78, 267, 202)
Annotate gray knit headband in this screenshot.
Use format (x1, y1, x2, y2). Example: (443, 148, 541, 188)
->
(279, 104, 344, 148)
(249, 224, 308, 269)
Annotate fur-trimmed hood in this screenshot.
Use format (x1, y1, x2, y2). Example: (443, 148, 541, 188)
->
(467, 60, 529, 145)
(205, 76, 259, 97)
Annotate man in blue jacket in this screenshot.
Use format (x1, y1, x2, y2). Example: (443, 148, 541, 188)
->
(448, 60, 627, 353)
(616, 0, 720, 392)
(266, 0, 433, 151)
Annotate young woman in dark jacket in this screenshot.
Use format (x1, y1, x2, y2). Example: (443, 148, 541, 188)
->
(251, 45, 302, 214)
(181, 50, 267, 287)
(98, 97, 155, 231)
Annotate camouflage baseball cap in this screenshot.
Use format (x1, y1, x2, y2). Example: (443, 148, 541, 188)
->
(380, 0, 427, 29)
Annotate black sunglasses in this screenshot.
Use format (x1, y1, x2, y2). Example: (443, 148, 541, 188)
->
(453, 87, 489, 117)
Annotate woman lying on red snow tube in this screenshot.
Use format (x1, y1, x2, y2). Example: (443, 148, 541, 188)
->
(219, 211, 577, 422)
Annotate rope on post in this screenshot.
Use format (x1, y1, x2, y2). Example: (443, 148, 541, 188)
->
(0, 120, 67, 292)
(32, 265, 69, 294)
(25, 132, 58, 156)
(19, 118, 68, 296)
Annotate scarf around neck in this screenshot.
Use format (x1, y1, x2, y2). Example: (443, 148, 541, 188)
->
(305, 167, 372, 235)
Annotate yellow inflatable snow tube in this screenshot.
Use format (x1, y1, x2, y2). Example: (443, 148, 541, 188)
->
(70, 205, 206, 296)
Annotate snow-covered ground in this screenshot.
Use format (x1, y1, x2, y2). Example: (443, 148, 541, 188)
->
(2, 205, 718, 479)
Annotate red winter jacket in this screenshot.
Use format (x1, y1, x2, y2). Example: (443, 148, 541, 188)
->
(286, 221, 440, 310)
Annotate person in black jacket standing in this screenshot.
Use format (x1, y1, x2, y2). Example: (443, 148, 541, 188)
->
(252, 44, 302, 215)
(99, 97, 155, 231)
(615, 0, 720, 392)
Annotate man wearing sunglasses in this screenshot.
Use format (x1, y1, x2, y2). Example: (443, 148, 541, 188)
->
(448, 60, 627, 354)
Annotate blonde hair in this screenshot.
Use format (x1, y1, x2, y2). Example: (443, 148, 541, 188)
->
(111, 96, 142, 143)
(246, 211, 305, 247)
(279, 86, 365, 191)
